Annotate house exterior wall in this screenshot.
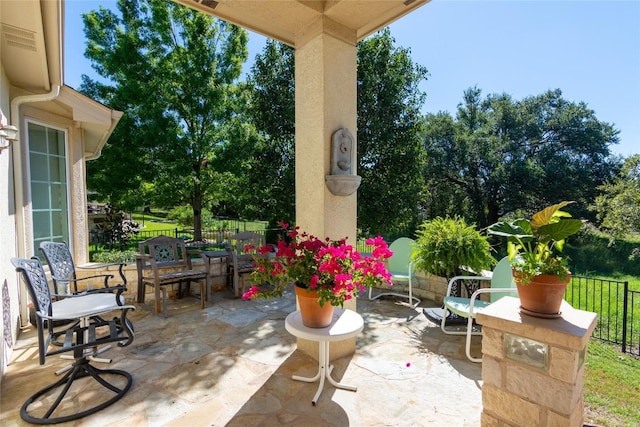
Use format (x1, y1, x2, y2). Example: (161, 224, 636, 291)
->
(0, 64, 20, 386)
(0, 0, 122, 383)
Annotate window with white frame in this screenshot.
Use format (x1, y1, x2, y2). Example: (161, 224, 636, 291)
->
(28, 122, 69, 252)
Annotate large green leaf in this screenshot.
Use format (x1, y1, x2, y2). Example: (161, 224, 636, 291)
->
(531, 201, 574, 230)
(536, 219, 584, 243)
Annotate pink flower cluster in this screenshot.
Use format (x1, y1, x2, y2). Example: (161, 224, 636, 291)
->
(242, 222, 393, 307)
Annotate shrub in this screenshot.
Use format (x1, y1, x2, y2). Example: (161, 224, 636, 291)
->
(413, 216, 496, 279)
(91, 249, 137, 264)
(95, 205, 139, 250)
(167, 205, 215, 229)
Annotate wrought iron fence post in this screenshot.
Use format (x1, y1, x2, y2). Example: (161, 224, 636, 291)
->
(622, 281, 629, 354)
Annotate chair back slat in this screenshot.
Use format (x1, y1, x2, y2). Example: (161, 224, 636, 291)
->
(11, 257, 53, 319)
(489, 256, 516, 302)
(387, 237, 415, 275)
(39, 241, 75, 294)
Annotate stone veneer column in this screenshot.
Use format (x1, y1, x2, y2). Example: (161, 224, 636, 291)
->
(476, 296, 597, 427)
(294, 17, 358, 360)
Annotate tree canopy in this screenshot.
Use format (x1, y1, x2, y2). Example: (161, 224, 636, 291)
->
(234, 30, 428, 234)
(422, 87, 621, 228)
(83, 0, 248, 240)
(221, 40, 296, 226)
(593, 154, 640, 237)
(80, 3, 628, 244)
(356, 28, 429, 237)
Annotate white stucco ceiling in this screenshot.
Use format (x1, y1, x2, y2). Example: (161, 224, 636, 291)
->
(172, 0, 431, 46)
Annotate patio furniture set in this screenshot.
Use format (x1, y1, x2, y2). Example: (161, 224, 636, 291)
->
(8, 234, 516, 423)
(136, 232, 266, 315)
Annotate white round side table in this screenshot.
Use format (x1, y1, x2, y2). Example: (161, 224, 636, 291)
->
(285, 308, 364, 405)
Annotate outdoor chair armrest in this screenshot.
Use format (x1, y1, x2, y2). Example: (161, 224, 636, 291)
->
(468, 287, 519, 316)
(445, 275, 491, 298)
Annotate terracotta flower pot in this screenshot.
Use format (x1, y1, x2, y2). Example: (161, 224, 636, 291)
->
(295, 284, 335, 328)
(514, 272, 571, 318)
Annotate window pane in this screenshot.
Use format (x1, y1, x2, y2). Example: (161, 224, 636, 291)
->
(28, 124, 47, 153)
(48, 128, 65, 155)
(51, 211, 67, 238)
(30, 153, 48, 181)
(33, 212, 51, 239)
(29, 123, 69, 253)
(49, 157, 64, 182)
(32, 183, 50, 209)
(50, 183, 67, 209)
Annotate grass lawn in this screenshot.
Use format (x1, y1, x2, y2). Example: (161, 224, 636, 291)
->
(131, 212, 176, 232)
(584, 340, 640, 426)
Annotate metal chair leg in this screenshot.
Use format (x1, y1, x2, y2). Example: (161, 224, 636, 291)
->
(21, 358, 132, 425)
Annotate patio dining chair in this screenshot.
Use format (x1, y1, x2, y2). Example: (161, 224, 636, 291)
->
(440, 256, 518, 362)
(11, 257, 135, 424)
(368, 237, 421, 307)
(227, 231, 265, 297)
(39, 241, 128, 360)
(39, 241, 126, 296)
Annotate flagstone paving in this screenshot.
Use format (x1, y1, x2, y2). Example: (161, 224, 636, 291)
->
(1, 289, 483, 426)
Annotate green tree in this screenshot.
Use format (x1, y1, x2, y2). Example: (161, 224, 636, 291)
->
(422, 87, 620, 228)
(83, 0, 248, 240)
(593, 154, 640, 237)
(241, 30, 428, 236)
(356, 28, 428, 237)
(220, 40, 296, 226)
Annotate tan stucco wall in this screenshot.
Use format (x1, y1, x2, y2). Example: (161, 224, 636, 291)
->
(294, 23, 359, 360)
(294, 23, 358, 242)
(68, 124, 90, 265)
(0, 64, 20, 384)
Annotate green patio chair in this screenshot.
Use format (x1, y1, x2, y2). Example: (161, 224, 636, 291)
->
(368, 237, 421, 307)
(440, 256, 518, 362)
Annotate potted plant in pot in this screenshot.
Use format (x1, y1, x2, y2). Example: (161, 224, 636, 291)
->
(487, 201, 584, 318)
(242, 222, 393, 327)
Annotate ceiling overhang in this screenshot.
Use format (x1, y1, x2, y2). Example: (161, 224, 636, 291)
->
(56, 86, 123, 159)
(1, 1, 122, 160)
(172, 0, 431, 46)
(0, 0, 59, 92)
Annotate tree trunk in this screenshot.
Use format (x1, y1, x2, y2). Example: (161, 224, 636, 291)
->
(193, 187, 203, 242)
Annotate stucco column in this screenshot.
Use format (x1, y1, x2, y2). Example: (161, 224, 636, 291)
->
(294, 17, 357, 244)
(294, 18, 358, 360)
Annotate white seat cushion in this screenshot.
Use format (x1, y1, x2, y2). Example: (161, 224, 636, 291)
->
(443, 296, 491, 318)
(49, 293, 126, 320)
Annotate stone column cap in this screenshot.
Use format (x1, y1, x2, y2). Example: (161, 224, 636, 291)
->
(477, 296, 597, 350)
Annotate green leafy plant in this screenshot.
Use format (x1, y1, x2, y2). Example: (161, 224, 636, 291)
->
(488, 201, 584, 284)
(242, 222, 393, 307)
(413, 216, 496, 279)
(91, 249, 137, 264)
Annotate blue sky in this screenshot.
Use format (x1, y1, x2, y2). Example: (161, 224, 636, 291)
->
(64, 0, 639, 157)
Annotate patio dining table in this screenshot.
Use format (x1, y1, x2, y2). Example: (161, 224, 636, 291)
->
(201, 249, 230, 301)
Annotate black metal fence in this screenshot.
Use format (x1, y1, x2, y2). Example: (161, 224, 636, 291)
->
(90, 223, 376, 252)
(90, 222, 276, 252)
(565, 276, 639, 356)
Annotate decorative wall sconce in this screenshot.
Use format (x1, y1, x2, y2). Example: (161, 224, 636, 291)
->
(0, 124, 18, 153)
(325, 128, 362, 196)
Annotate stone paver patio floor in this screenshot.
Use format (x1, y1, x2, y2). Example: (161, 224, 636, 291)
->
(1, 288, 483, 426)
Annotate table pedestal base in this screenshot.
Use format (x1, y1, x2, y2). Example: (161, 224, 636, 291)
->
(292, 341, 357, 405)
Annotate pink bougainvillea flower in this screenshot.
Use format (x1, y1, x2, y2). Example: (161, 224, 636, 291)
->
(242, 286, 261, 300)
(243, 223, 393, 307)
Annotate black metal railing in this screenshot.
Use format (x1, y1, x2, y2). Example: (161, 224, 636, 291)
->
(565, 276, 639, 356)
